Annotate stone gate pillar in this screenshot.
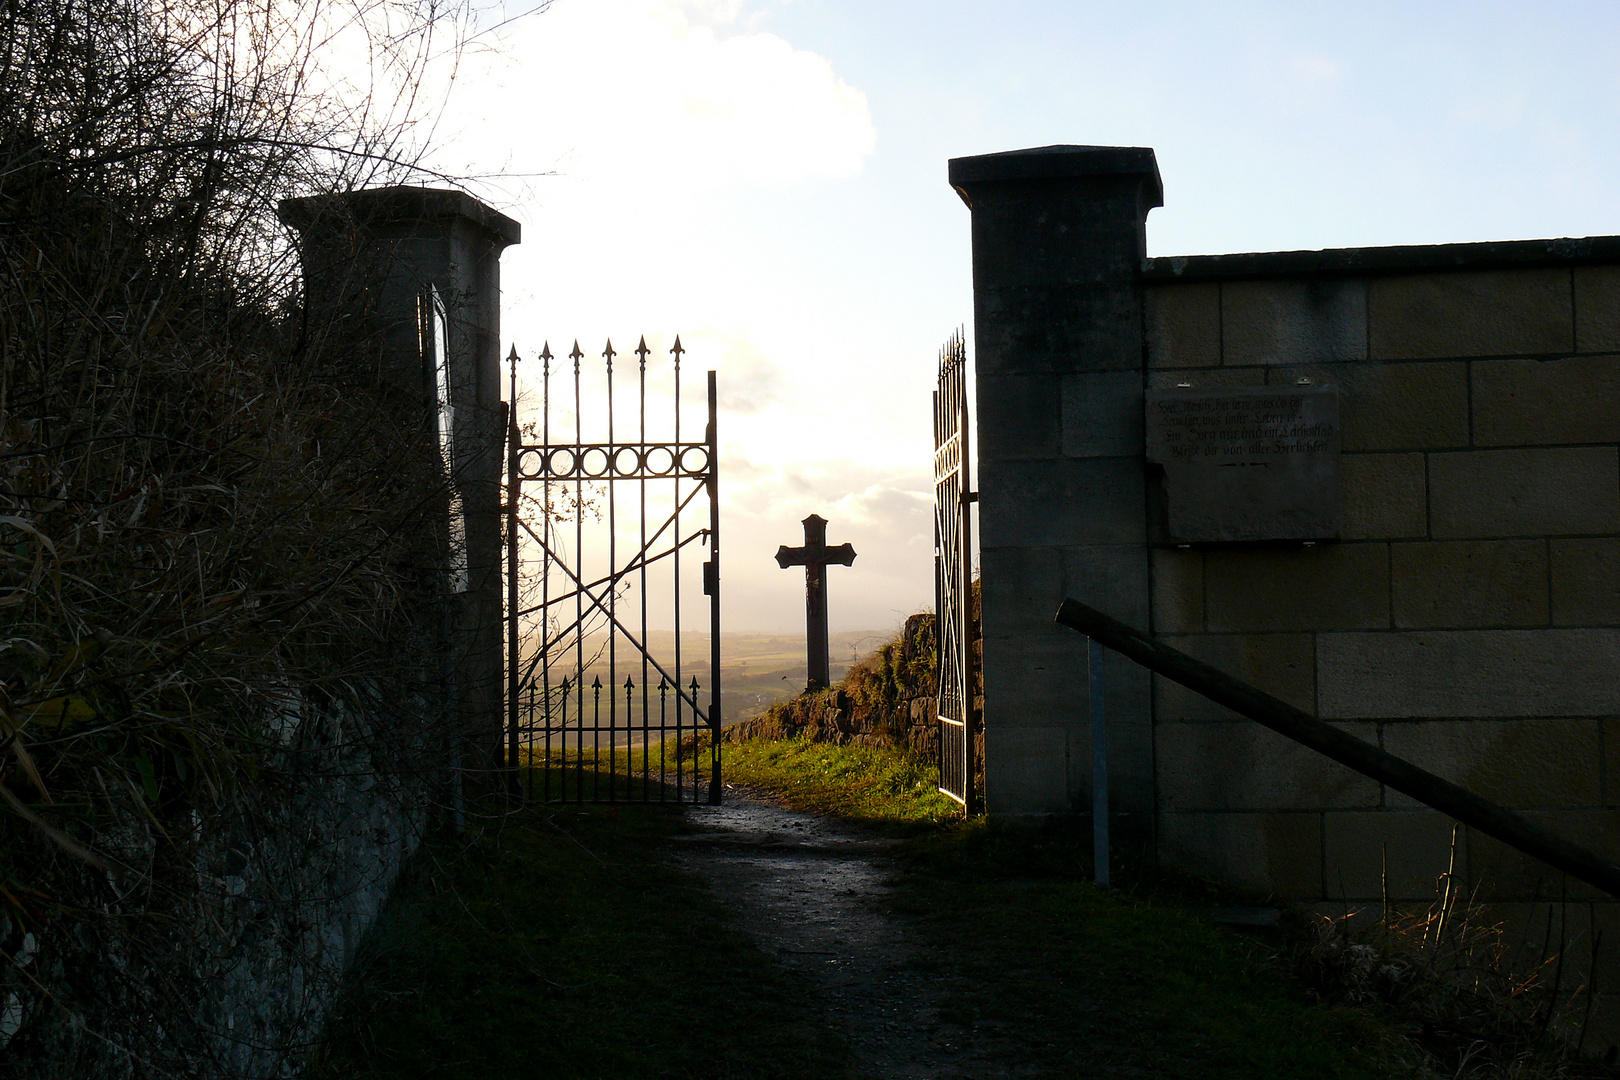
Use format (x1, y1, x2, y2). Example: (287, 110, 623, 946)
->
(948, 146, 1161, 828)
(278, 187, 520, 779)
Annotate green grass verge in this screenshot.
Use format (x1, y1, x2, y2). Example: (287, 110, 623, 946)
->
(308, 795, 848, 1080)
(720, 735, 960, 827)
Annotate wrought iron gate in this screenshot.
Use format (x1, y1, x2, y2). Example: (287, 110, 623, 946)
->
(934, 329, 976, 811)
(505, 338, 721, 804)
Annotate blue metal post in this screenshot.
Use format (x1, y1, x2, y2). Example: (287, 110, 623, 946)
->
(1090, 638, 1109, 888)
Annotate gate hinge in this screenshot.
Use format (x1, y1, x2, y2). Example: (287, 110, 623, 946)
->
(961, 491, 979, 504)
(702, 560, 717, 595)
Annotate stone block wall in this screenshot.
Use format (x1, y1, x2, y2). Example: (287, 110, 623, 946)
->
(1, 688, 435, 1079)
(951, 145, 1620, 902)
(942, 144, 1620, 1044)
(1142, 249, 1620, 915)
(952, 152, 1620, 1039)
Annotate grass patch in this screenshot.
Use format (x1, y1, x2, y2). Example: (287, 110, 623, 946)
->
(720, 735, 959, 827)
(309, 791, 847, 1079)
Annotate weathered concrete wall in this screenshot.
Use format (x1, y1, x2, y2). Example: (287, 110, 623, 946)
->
(281, 187, 519, 777)
(1, 697, 429, 1079)
(1138, 243, 1620, 1042)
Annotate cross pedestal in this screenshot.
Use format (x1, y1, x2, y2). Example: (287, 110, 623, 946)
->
(775, 514, 856, 690)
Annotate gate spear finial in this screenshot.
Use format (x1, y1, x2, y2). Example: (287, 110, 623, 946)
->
(570, 340, 583, 374)
(635, 336, 650, 370)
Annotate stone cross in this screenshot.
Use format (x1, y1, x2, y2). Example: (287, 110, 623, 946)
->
(774, 514, 856, 690)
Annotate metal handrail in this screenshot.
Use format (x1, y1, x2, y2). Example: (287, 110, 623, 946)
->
(1055, 597, 1620, 900)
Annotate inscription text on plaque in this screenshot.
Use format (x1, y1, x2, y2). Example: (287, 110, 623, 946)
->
(1145, 385, 1340, 542)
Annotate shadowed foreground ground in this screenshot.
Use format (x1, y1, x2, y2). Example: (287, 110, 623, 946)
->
(312, 768, 1426, 1080)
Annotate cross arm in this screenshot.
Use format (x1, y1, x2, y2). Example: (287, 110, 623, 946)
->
(825, 543, 856, 567)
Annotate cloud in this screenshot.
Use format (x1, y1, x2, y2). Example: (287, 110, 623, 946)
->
(703, 329, 787, 415)
(833, 483, 932, 534)
(443, 0, 875, 192)
(670, 0, 747, 25)
(415, 1, 912, 632)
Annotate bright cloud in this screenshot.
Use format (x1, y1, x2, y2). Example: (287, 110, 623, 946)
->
(722, 458, 937, 631)
(412, 1, 921, 631)
(443, 0, 875, 191)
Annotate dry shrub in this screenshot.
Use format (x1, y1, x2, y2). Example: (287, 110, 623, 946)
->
(0, 0, 495, 1072)
(1299, 827, 1616, 1078)
(841, 610, 937, 738)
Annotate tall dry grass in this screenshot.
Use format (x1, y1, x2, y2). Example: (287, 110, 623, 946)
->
(1300, 827, 1614, 1078)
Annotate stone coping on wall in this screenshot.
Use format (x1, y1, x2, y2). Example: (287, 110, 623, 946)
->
(1143, 234, 1620, 283)
(948, 144, 1164, 208)
(279, 185, 522, 247)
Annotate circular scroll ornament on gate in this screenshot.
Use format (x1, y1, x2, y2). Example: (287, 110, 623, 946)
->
(643, 445, 677, 477)
(516, 448, 547, 480)
(547, 447, 579, 479)
(517, 443, 710, 479)
(613, 446, 643, 476)
(679, 445, 710, 475)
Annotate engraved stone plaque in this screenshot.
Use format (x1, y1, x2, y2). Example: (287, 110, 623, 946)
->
(1145, 385, 1340, 542)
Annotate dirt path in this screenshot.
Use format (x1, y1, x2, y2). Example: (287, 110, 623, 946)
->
(670, 788, 1035, 1080)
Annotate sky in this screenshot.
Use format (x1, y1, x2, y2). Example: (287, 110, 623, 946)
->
(411, 0, 1620, 633)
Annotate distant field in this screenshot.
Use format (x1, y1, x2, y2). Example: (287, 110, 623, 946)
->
(519, 629, 891, 726)
(717, 629, 891, 725)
